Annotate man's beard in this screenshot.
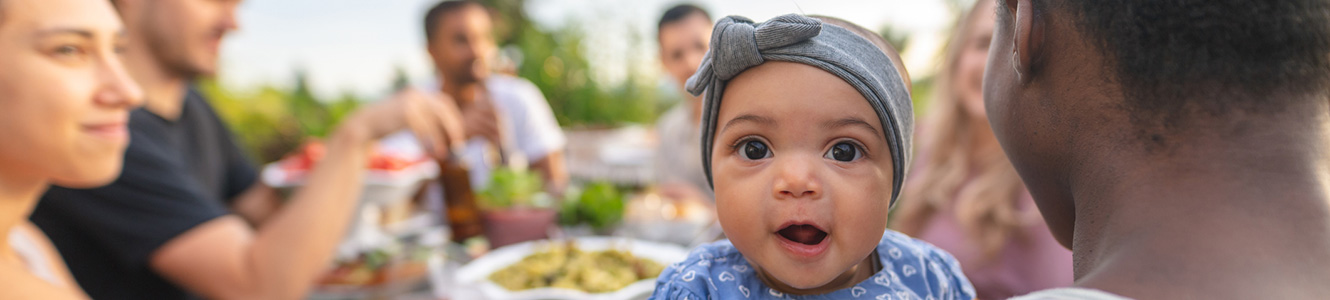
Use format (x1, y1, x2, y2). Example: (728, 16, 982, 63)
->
(145, 24, 210, 79)
(449, 61, 488, 84)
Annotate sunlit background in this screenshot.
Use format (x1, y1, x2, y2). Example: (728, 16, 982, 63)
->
(205, 0, 976, 162)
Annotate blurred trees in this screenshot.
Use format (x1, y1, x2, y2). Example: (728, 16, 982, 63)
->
(204, 0, 676, 163)
(480, 0, 667, 128)
(201, 72, 362, 164)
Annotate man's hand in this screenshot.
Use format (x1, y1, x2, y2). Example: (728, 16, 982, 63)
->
(461, 95, 502, 147)
(338, 88, 466, 157)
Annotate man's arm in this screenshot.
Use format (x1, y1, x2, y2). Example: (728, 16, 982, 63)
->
(229, 184, 279, 227)
(530, 150, 568, 195)
(149, 89, 464, 300)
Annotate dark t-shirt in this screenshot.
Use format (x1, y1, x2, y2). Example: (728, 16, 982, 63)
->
(31, 87, 257, 300)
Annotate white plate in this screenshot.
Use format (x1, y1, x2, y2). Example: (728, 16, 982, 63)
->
(454, 237, 690, 300)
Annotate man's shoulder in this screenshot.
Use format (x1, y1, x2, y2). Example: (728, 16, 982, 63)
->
(485, 75, 547, 107)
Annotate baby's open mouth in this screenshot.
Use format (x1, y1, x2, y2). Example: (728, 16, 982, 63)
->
(777, 224, 828, 245)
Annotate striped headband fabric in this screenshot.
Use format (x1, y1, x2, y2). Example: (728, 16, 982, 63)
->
(686, 14, 914, 206)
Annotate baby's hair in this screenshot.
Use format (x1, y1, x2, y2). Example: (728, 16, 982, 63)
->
(809, 15, 911, 93)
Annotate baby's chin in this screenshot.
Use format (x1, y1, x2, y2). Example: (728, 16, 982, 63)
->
(757, 261, 852, 293)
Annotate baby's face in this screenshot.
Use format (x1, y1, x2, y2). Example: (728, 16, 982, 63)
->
(712, 61, 895, 291)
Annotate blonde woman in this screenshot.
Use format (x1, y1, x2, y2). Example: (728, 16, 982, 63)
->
(0, 0, 143, 298)
(891, 1, 1072, 299)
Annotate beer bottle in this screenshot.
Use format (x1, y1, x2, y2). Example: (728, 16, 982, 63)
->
(439, 154, 484, 243)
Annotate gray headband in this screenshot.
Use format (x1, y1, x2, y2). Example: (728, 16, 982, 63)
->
(687, 14, 914, 205)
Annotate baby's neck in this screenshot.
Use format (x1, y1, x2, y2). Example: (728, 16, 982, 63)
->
(756, 250, 880, 295)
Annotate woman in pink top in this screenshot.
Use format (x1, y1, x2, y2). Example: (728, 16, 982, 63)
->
(891, 1, 1072, 299)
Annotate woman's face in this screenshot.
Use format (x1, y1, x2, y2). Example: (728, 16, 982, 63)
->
(711, 61, 894, 292)
(0, 0, 143, 187)
(956, 0, 997, 122)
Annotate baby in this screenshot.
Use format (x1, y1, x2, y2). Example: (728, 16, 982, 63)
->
(650, 14, 975, 299)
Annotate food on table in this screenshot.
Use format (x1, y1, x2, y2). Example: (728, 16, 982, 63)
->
(279, 140, 421, 175)
(487, 242, 664, 293)
(318, 244, 432, 287)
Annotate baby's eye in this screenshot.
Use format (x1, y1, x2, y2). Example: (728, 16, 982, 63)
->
(824, 142, 862, 162)
(737, 140, 771, 160)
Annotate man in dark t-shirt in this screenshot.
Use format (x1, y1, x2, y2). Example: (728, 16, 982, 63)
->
(31, 1, 466, 299)
(34, 89, 254, 299)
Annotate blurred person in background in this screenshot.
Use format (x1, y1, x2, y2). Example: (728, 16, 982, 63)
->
(890, 1, 1072, 298)
(653, 3, 713, 202)
(420, 0, 568, 193)
(0, 0, 142, 298)
(30, 0, 466, 299)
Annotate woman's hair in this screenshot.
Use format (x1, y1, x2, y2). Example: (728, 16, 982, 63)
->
(891, 1, 1030, 261)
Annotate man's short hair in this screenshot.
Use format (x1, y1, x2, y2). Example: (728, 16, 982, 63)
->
(657, 3, 710, 37)
(423, 0, 483, 42)
(1002, 0, 1330, 120)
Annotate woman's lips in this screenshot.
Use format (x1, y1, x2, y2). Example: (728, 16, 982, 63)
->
(83, 122, 128, 143)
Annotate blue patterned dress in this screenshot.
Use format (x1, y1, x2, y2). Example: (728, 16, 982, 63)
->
(650, 230, 976, 300)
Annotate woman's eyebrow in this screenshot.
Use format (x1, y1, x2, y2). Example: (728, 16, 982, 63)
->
(720, 114, 775, 134)
(824, 117, 879, 137)
(34, 28, 95, 39)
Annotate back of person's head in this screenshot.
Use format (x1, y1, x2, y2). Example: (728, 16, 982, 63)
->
(423, 0, 484, 42)
(657, 3, 710, 36)
(1015, 0, 1330, 126)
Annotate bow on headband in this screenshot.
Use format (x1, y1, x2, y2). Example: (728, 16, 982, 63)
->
(685, 15, 822, 94)
(685, 14, 915, 207)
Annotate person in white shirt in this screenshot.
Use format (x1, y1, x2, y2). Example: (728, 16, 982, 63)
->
(653, 4, 713, 201)
(419, 0, 567, 192)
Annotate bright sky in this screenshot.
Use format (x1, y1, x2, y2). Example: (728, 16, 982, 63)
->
(218, 0, 967, 98)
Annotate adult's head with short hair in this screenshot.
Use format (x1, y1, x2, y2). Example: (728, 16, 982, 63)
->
(985, 0, 1330, 257)
(0, 0, 143, 189)
(424, 0, 494, 85)
(656, 4, 712, 96)
(111, 0, 240, 79)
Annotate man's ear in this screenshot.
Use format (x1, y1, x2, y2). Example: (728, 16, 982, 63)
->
(1012, 0, 1045, 82)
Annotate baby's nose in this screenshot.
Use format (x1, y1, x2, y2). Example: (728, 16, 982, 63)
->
(772, 156, 822, 199)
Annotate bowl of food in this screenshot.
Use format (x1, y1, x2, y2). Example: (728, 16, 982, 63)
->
(454, 237, 689, 300)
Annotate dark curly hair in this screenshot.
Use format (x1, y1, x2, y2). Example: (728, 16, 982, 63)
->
(1001, 0, 1330, 123)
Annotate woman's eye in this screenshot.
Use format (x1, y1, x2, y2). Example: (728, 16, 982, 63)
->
(824, 142, 862, 162)
(55, 45, 82, 56)
(50, 45, 89, 60)
(738, 140, 771, 160)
